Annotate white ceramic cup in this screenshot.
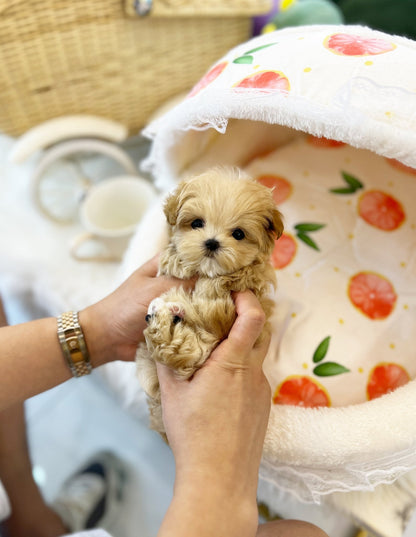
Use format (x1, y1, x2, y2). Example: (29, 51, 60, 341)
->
(71, 175, 157, 261)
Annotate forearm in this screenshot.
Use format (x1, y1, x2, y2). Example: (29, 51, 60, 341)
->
(158, 479, 258, 537)
(0, 317, 71, 410)
(0, 309, 110, 411)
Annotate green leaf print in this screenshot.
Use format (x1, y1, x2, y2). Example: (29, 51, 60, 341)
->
(341, 171, 364, 190)
(313, 336, 331, 363)
(330, 186, 356, 194)
(330, 171, 364, 194)
(233, 43, 277, 64)
(294, 223, 326, 233)
(295, 222, 326, 251)
(233, 55, 254, 64)
(296, 232, 319, 251)
(244, 43, 278, 54)
(313, 362, 350, 377)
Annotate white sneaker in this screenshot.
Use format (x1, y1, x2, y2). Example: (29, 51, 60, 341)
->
(52, 451, 128, 532)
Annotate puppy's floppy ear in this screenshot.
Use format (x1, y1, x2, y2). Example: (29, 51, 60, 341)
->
(163, 182, 185, 226)
(268, 207, 284, 240)
(163, 192, 179, 226)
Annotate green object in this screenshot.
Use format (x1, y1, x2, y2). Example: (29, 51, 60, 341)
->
(330, 171, 364, 195)
(272, 0, 344, 29)
(313, 336, 331, 364)
(336, 0, 416, 40)
(313, 362, 350, 377)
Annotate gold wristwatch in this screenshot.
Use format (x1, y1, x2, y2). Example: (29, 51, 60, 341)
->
(57, 311, 92, 377)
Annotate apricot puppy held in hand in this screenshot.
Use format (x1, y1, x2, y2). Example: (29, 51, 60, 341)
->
(136, 167, 283, 435)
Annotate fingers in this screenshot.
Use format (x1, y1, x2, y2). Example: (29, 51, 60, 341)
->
(207, 291, 269, 371)
(138, 255, 196, 291)
(227, 291, 266, 355)
(156, 361, 183, 397)
(138, 254, 160, 277)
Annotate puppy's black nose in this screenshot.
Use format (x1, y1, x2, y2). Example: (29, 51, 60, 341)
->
(205, 238, 220, 252)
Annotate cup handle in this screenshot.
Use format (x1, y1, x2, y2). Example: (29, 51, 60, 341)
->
(70, 232, 121, 262)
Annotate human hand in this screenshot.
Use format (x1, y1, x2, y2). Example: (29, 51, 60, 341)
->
(80, 255, 195, 366)
(156, 290, 271, 533)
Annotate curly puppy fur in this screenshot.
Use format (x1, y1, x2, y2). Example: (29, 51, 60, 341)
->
(136, 167, 283, 436)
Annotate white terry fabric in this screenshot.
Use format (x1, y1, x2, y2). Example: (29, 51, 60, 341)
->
(244, 138, 416, 408)
(129, 24, 416, 501)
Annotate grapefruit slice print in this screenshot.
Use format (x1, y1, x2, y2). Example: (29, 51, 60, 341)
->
(307, 135, 345, 148)
(271, 233, 297, 269)
(234, 70, 290, 92)
(324, 33, 396, 56)
(257, 174, 292, 204)
(367, 363, 410, 400)
(273, 375, 331, 407)
(188, 61, 228, 97)
(348, 271, 397, 320)
(358, 190, 405, 231)
(386, 158, 416, 176)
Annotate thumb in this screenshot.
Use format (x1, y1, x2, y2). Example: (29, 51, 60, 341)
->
(226, 290, 266, 356)
(156, 361, 183, 396)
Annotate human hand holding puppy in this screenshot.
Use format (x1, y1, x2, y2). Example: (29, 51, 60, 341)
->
(156, 290, 271, 537)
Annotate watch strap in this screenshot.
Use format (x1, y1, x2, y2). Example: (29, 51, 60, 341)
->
(57, 311, 92, 377)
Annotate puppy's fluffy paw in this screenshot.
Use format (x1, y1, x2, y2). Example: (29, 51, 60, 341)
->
(144, 296, 216, 378)
(146, 298, 185, 326)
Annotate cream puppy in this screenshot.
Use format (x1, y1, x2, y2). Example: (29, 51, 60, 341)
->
(136, 167, 283, 435)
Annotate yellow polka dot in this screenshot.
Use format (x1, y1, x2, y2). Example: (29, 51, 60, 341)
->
(404, 304, 409, 310)
(348, 233, 354, 239)
(387, 181, 394, 187)
(309, 204, 316, 210)
(400, 261, 407, 268)
(253, 65, 260, 70)
(333, 266, 339, 272)
(303, 170, 310, 177)
(346, 200, 352, 206)
(389, 343, 396, 349)
(365, 60, 373, 66)
(295, 272, 302, 278)
(291, 312, 297, 318)
(358, 367, 364, 374)
(339, 318, 344, 325)
(304, 67, 312, 73)
(385, 111, 393, 118)
(344, 157, 351, 163)
(302, 362, 308, 369)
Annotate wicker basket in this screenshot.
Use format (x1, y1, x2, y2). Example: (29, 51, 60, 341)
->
(0, 0, 271, 137)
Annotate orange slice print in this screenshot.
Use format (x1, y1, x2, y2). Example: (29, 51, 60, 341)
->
(358, 190, 405, 231)
(307, 135, 345, 148)
(386, 158, 416, 176)
(234, 70, 290, 92)
(324, 33, 396, 56)
(273, 375, 331, 407)
(271, 233, 297, 269)
(257, 174, 292, 205)
(188, 61, 228, 97)
(367, 362, 410, 400)
(348, 271, 397, 320)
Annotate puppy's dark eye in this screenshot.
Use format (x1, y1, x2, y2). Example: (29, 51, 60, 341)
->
(191, 218, 205, 229)
(232, 228, 245, 240)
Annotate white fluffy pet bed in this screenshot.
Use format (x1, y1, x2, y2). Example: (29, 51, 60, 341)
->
(1, 23, 416, 519)
(118, 24, 416, 503)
